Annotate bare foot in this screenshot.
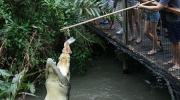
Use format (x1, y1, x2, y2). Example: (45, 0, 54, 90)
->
(128, 37, 135, 42)
(147, 49, 157, 55)
(135, 38, 142, 44)
(168, 64, 180, 71)
(163, 59, 175, 65)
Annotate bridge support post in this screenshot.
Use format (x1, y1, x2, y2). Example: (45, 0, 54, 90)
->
(115, 49, 129, 73)
(122, 57, 128, 74)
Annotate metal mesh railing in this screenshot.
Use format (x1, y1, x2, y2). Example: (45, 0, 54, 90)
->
(92, 0, 179, 80)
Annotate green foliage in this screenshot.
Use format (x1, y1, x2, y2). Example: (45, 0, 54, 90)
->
(71, 46, 92, 74)
(0, 68, 11, 78)
(74, 0, 103, 17)
(0, 68, 35, 100)
(0, 0, 106, 99)
(70, 26, 105, 74)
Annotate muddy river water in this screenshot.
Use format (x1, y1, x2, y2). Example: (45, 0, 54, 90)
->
(27, 51, 171, 100)
(70, 52, 171, 100)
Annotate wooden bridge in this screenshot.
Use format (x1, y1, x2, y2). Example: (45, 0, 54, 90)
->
(87, 19, 180, 100)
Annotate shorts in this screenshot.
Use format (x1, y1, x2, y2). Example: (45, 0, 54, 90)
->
(167, 21, 180, 43)
(127, 0, 138, 7)
(144, 11, 160, 23)
(107, 0, 114, 9)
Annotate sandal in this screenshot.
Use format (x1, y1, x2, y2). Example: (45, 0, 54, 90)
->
(128, 37, 135, 42)
(147, 49, 157, 55)
(163, 60, 174, 65)
(168, 65, 180, 71)
(135, 38, 142, 44)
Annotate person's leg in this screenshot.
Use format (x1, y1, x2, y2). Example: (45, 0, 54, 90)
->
(134, 9, 141, 43)
(148, 21, 162, 55)
(163, 44, 175, 65)
(144, 21, 153, 41)
(113, 0, 118, 10)
(147, 22, 157, 55)
(169, 42, 180, 71)
(172, 42, 180, 66)
(144, 21, 157, 55)
(144, 21, 149, 38)
(116, 1, 124, 34)
(108, 16, 114, 29)
(167, 21, 180, 70)
(171, 43, 176, 64)
(177, 42, 180, 66)
(116, 22, 124, 35)
(128, 9, 135, 41)
(151, 22, 162, 49)
(144, 12, 153, 41)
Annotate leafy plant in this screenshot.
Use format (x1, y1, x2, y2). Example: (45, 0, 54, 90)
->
(0, 68, 35, 100)
(0, 0, 107, 99)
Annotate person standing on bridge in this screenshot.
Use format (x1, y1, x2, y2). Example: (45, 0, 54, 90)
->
(140, 0, 162, 55)
(113, 0, 125, 35)
(127, 0, 141, 44)
(138, 0, 180, 70)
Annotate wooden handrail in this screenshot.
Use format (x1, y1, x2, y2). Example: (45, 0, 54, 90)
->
(60, 0, 155, 31)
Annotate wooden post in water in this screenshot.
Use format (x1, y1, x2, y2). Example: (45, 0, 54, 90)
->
(115, 49, 129, 73)
(121, 0, 129, 73)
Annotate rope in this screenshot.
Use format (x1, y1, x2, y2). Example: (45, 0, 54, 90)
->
(60, 0, 155, 31)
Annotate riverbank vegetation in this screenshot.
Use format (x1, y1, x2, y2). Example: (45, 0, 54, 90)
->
(0, 0, 110, 99)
